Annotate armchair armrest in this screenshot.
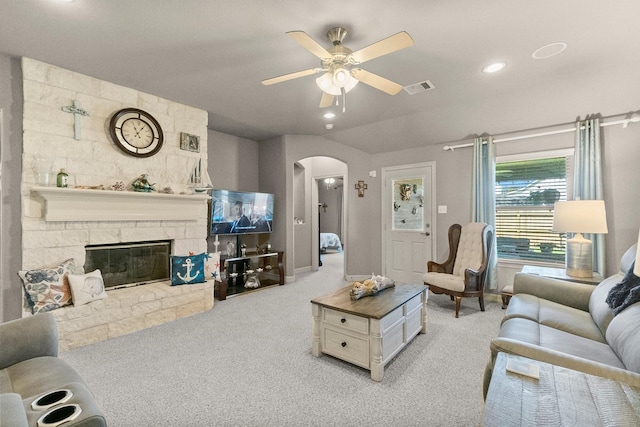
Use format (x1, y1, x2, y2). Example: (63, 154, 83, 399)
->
(513, 273, 594, 312)
(0, 313, 58, 369)
(427, 260, 450, 273)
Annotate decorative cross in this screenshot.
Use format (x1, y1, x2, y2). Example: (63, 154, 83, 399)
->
(61, 100, 90, 140)
(355, 180, 368, 197)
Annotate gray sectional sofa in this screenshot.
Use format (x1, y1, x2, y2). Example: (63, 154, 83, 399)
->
(0, 313, 106, 427)
(484, 244, 640, 397)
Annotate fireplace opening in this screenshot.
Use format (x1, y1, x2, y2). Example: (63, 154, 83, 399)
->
(85, 241, 171, 290)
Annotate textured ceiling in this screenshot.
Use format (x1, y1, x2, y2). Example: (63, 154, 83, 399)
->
(1, 0, 639, 154)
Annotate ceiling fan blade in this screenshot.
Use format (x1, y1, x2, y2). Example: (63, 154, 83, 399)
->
(319, 91, 335, 108)
(351, 31, 414, 64)
(287, 31, 332, 60)
(351, 68, 404, 95)
(261, 68, 319, 86)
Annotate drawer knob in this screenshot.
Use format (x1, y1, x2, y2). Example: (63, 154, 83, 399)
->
(340, 318, 346, 324)
(341, 342, 347, 347)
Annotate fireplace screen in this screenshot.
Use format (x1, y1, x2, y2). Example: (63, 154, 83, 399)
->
(85, 241, 171, 289)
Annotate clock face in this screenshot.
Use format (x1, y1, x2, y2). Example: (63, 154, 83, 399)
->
(109, 108, 163, 157)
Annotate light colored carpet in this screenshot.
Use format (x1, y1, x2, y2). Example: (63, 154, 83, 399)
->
(61, 253, 503, 426)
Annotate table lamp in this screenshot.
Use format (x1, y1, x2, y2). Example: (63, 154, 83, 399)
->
(553, 200, 608, 278)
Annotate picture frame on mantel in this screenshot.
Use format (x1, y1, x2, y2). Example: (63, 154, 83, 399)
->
(180, 132, 200, 153)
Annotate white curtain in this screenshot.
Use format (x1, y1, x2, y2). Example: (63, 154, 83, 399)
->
(574, 117, 606, 275)
(472, 137, 497, 289)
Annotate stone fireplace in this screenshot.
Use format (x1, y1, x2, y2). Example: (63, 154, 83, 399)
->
(19, 57, 212, 351)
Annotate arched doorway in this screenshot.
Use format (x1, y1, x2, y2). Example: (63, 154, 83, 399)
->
(293, 156, 347, 277)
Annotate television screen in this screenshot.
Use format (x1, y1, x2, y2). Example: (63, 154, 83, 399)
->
(210, 189, 274, 235)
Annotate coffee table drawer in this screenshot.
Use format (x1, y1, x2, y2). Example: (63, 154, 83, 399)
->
(323, 308, 369, 334)
(323, 328, 369, 368)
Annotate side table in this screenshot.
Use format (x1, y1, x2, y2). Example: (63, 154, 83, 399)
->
(482, 352, 640, 426)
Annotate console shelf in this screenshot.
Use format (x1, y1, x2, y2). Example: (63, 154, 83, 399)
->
(216, 251, 284, 300)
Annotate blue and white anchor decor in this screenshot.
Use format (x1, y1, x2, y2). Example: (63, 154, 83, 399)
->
(170, 253, 206, 286)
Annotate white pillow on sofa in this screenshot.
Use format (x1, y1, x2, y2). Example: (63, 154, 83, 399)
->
(68, 269, 107, 306)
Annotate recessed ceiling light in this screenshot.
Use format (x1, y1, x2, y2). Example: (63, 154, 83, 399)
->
(482, 62, 507, 74)
(325, 124, 334, 130)
(532, 42, 567, 59)
(323, 112, 336, 119)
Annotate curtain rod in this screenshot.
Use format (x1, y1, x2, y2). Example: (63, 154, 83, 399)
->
(442, 114, 640, 151)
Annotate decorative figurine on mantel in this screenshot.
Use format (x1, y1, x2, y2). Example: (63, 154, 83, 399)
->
(132, 174, 156, 192)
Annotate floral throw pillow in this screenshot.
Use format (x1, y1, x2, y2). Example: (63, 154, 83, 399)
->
(171, 253, 206, 285)
(19, 258, 76, 314)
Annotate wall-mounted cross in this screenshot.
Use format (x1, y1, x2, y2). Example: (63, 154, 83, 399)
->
(61, 100, 90, 140)
(355, 180, 368, 197)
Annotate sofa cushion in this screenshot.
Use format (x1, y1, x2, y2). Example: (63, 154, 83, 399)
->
(607, 302, 640, 374)
(0, 393, 28, 427)
(499, 318, 625, 369)
(504, 294, 606, 343)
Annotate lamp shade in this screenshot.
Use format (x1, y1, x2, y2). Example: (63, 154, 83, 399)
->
(552, 200, 608, 234)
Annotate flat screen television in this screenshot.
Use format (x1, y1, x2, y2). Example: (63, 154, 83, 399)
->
(210, 189, 274, 235)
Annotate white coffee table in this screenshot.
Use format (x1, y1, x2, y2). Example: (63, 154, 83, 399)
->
(311, 283, 428, 381)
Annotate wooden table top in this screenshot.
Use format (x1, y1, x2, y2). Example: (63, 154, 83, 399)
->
(311, 283, 428, 319)
(482, 352, 640, 426)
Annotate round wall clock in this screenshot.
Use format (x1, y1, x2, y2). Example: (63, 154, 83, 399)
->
(108, 108, 163, 157)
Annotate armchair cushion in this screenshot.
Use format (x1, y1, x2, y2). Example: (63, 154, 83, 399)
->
(422, 272, 465, 292)
(452, 222, 486, 277)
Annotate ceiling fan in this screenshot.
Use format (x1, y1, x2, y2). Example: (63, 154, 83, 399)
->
(261, 27, 414, 110)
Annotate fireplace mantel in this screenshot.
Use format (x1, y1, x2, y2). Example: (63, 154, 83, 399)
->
(32, 186, 211, 222)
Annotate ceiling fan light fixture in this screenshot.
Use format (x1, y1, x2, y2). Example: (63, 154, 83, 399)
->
(316, 73, 341, 95)
(333, 68, 350, 85)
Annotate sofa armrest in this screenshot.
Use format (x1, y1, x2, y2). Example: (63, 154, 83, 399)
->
(0, 313, 58, 370)
(489, 337, 640, 387)
(513, 273, 594, 311)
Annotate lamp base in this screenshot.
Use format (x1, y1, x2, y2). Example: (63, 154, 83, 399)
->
(566, 233, 593, 278)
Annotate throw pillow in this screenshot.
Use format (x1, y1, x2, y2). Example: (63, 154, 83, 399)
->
(171, 253, 206, 285)
(68, 269, 108, 306)
(204, 252, 221, 282)
(606, 262, 640, 315)
(18, 258, 76, 314)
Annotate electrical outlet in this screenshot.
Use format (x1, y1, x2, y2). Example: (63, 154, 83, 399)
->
(438, 205, 447, 214)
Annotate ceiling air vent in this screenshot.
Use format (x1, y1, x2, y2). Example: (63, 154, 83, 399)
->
(403, 80, 434, 95)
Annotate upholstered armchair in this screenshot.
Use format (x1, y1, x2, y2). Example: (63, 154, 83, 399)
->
(423, 222, 494, 317)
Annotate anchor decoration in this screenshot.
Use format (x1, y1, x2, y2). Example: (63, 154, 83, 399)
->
(170, 253, 205, 286)
(177, 259, 200, 282)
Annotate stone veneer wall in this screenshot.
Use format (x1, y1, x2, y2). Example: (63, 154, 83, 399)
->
(20, 58, 213, 349)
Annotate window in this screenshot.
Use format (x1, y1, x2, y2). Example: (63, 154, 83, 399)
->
(495, 151, 572, 264)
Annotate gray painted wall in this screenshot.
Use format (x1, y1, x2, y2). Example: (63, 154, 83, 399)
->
(2, 52, 639, 321)
(0, 54, 22, 322)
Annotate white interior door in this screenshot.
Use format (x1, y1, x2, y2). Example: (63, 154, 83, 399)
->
(382, 163, 435, 284)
